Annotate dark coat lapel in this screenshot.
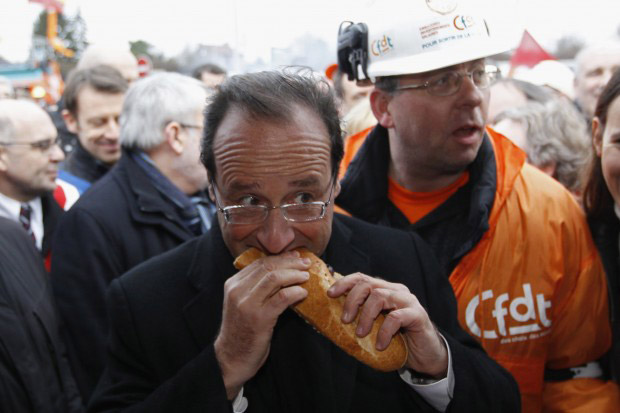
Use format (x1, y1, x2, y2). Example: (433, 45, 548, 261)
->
(260, 217, 371, 412)
(181, 217, 373, 412)
(321, 216, 371, 412)
(182, 224, 234, 350)
(121, 155, 194, 242)
(41, 192, 63, 257)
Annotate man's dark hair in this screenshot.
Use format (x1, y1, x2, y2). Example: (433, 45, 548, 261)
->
(201, 69, 344, 179)
(63, 65, 128, 116)
(192, 63, 227, 81)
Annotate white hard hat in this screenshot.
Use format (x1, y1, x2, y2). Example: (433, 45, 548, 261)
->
(516, 60, 575, 100)
(338, 0, 512, 82)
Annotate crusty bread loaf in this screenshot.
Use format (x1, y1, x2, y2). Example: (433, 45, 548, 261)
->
(233, 247, 407, 372)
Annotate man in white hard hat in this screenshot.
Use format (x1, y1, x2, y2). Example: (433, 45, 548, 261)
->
(336, 1, 619, 411)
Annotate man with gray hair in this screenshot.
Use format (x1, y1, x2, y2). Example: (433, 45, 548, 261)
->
(573, 42, 620, 121)
(51, 72, 214, 401)
(492, 100, 590, 195)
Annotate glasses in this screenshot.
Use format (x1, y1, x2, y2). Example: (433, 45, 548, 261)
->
(0, 137, 60, 152)
(394, 65, 500, 97)
(212, 180, 335, 225)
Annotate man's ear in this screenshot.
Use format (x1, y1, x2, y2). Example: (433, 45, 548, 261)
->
(369, 89, 395, 128)
(163, 121, 184, 155)
(592, 117, 603, 157)
(333, 178, 341, 198)
(62, 109, 79, 134)
(207, 175, 216, 203)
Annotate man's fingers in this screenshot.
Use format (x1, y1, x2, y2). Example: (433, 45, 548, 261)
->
(251, 268, 310, 302)
(327, 272, 365, 298)
(376, 309, 409, 350)
(265, 285, 308, 315)
(341, 281, 372, 323)
(238, 251, 311, 282)
(355, 288, 397, 337)
(328, 272, 408, 298)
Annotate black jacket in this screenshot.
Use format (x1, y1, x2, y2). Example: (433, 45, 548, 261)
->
(60, 142, 111, 184)
(589, 212, 620, 381)
(89, 215, 520, 412)
(0, 217, 83, 413)
(51, 152, 200, 401)
(41, 191, 63, 264)
(337, 125, 496, 277)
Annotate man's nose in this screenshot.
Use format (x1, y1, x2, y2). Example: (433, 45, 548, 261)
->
(457, 74, 484, 108)
(600, 69, 615, 89)
(49, 142, 64, 162)
(104, 118, 120, 139)
(256, 208, 295, 255)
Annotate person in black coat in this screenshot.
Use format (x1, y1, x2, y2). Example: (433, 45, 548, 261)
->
(583, 67, 620, 382)
(0, 217, 83, 413)
(89, 70, 520, 412)
(0, 99, 65, 271)
(51, 73, 214, 401)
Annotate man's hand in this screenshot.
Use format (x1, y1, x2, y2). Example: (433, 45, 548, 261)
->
(327, 273, 448, 378)
(214, 251, 311, 399)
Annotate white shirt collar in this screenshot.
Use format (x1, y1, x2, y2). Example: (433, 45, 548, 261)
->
(0, 192, 44, 250)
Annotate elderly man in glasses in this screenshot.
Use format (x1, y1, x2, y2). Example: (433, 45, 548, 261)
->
(336, 4, 618, 411)
(89, 70, 520, 413)
(0, 99, 64, 263)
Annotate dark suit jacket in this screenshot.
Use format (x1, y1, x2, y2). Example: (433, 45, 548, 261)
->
(89, 215, 520, 412)
(0, 218, 83, 413)
(589, 214, 620, 381)
(41, 191, 63, 269)
(51, 152, 199, 400)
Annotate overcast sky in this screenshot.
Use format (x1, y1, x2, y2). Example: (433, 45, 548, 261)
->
(1, 0, 619, 64)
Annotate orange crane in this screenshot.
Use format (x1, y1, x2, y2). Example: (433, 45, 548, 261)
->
(28, 0, 73, 104)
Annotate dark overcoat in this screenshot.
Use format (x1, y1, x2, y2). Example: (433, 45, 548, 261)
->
(89, 215, 520, 412)
(51, 153, 199, 400)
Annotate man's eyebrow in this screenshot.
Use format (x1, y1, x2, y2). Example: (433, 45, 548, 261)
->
(289, 177, 321, 188)
(229, 181, 261, 191)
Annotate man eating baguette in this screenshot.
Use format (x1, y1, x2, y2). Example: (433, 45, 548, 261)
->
(89, 70, 520, 412)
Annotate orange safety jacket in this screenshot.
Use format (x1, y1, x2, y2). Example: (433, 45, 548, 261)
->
(337, 125, 619, 412)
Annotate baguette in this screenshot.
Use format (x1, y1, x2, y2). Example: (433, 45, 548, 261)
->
(233, 247, 408, 372)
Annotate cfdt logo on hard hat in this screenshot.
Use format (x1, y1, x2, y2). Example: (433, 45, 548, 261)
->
(426, 0, 458, 15)
(453, 15, 476, 30)
(371, 35, 394, 56)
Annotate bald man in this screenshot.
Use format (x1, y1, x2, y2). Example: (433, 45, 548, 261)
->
(0, 100, 64, 264)
(574, 42, 620, 121)
(77, 45, 139, 84)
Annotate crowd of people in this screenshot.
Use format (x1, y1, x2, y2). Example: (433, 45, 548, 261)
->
(1, 1, 620, 412)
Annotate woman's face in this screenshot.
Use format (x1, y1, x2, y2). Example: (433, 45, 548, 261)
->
(594, 95, 620, 206)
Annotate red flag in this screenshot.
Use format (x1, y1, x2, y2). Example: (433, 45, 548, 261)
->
(29, 0, 64, 13)
(509, 30, 555, 70)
